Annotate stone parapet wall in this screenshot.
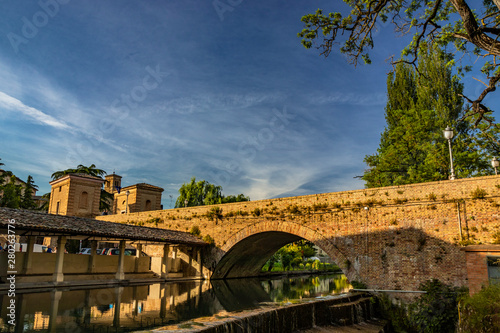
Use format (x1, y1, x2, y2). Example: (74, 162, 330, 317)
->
(96, 176, 500, 290)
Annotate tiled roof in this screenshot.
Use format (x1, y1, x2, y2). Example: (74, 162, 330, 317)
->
(0, 207, 206, 246)
(121, 183, 164, 191)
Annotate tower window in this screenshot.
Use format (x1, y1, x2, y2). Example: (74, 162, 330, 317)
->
(80, 191, 88, 209)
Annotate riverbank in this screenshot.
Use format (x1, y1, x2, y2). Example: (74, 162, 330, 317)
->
(258, 269, 343, 278)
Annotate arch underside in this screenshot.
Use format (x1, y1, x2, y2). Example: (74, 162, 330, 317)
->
(212, 231, 303, 279)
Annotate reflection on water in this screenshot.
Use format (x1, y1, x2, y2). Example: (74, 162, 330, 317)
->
(0, 274, 349, 332)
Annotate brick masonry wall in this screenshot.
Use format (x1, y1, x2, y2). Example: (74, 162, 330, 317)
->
(96, 176, 500, 290)
(462, 245, 500, 294)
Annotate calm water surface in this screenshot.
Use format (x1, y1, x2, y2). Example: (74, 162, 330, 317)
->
(0, 274, 350, 333)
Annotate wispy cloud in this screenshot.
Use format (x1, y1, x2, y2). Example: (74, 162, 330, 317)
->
(308, 92, 386, 106)
(0, 91, 72, 130)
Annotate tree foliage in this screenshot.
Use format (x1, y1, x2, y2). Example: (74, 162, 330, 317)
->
(378, 279, 466, 332)
(51, 164, 106, 180)
(0, 158, 39, 209)
(363, 45, 497, 187)
(458, 283, 500, 332)
(265, 240, 317, 272)
(298, 0, 500, 143)
(175, 177, 249, 208)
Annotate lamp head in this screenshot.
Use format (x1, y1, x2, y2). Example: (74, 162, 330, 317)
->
(443, 126, 454, 140)
(492, 157, 499, 168)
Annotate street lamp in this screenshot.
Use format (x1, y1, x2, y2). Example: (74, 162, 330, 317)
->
(443, 126, 456, 180)
(492, 157, 499, 175)
(125, 190, 130, 214)
(184, 199, 188, 208)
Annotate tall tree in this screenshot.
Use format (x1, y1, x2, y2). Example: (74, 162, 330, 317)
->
(175, 177, 249, 208)
(298, 1, 500, 144)
(363, 45, 494, 187)
(20, 175, 39, 209)
(175, 177, 223, 207)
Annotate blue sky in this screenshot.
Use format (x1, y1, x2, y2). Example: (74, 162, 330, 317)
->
(1, 1, 493, 208)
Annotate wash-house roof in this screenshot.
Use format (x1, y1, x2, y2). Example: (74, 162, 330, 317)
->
(0, 207, 206, 246)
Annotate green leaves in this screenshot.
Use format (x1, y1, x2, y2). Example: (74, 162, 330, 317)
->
(363, 44, 496, 188)
(298, 0, 500, 130)
(175, 177, 249, 208)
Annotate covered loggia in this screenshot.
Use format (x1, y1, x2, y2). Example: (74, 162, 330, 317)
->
(0, 207, 206, 287)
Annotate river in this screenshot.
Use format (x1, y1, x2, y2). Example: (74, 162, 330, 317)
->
(0, 273, 351, 333)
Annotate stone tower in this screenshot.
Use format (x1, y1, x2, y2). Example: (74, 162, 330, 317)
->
(48, 174, 104, 218)
(104, 173, 122, 194)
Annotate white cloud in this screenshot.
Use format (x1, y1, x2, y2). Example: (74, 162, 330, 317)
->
(0, 91, 72, 130)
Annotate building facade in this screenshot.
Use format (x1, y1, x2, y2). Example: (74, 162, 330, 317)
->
(49, 172, 163, 217)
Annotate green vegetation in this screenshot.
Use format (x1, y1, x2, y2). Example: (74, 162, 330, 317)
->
(378, 279, 467, 333)
(458, 284, 500, 332)
(471, 187, 488, 200)
(0, 158, 39, 209)
(189, 225, 201, 236)
(175, 177, 249, 208)
(202, 234, 215, 245)
(361, 45, 495, 188)
(146, 217, 163, 226)
(261, 240, 339, 273)
(205, 206, 223, 221)
(298, 1, 500, 141)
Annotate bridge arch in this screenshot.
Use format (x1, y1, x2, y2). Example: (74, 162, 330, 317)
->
(211, 221, 353, 280)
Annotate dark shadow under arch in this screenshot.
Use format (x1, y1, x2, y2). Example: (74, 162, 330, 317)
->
(212, 231, 303, 279)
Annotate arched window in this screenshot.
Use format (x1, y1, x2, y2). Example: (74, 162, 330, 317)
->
(145, 200, 152, 211)
(80, 191, 88, 209)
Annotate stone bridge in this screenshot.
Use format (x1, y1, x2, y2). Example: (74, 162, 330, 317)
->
(97, 176, 500, 291)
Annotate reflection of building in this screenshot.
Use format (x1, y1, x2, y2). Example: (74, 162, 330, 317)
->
(314, 245, 335, 264)
(48, 172, 163, 218)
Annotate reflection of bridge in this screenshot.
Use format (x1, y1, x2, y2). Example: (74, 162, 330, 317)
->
(99, 176, 500, 292)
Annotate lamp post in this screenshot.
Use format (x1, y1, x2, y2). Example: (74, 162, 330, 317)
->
(492, 157, 499, 175)
(125, 190, 130, 214)
(443, 126, 456, 180)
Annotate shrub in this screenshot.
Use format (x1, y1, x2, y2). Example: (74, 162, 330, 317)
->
(471, 187, 488, 200)
(202, 234, 215, 245)
(428, 193, 437, 201)
(458, 284, 500, 332)
(378, 279, 466, 333)
(146, 217, 162, 226)
(206, 207, 223, 221)
(351, 280, 368, 289)
(492, 231, 500, 244)
(189, 225, 201, 236)
(252, 208, 261, 216)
